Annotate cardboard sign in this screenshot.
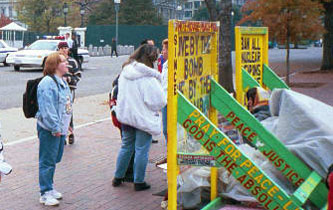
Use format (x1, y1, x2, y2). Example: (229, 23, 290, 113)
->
(167, 20, 219, 210)
(235, 27, 268, 105)
(177, 153, 216, 167)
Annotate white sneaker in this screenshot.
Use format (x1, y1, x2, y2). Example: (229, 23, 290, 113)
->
(39, 191, 60, 206)
(50, 189, 62, 200)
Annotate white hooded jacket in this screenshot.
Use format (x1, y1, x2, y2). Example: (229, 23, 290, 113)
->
(116, 61, 167, 136)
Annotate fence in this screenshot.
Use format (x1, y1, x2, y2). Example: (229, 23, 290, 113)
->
(85, 25, 168, 49)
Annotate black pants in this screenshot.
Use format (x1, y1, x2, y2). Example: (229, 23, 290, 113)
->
(111, 48, 118, 57)
(70, 89, 76, 133)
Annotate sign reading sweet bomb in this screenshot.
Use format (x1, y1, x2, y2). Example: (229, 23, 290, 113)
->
(171, 20, 219, 114)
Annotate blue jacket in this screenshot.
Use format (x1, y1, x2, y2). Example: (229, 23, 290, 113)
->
(36, 75, 72, 135)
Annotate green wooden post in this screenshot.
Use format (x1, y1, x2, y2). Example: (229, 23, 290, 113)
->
(263, 64, 290, 90)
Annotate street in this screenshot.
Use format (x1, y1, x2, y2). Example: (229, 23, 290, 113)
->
(0, 47, 323, 110)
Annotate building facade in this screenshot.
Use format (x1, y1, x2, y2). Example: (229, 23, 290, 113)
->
(183, 0, 204, 20)
(153, 0, 184, 23)
(0, 0, 17, 19)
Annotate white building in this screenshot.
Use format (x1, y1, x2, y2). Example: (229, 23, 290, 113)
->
(153, 0, 184, 23)
(0, 0, 17, 19)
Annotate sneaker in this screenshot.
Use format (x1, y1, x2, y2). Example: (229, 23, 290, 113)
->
(134, 182, 151, 191)
(39, 191, 60, 206)
(112, 177, 123, 187)
(50, 189, 62, 200)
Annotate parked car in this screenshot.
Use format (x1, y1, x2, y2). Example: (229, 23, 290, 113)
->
(6, 39, 90, 71)
(314, 40, 322, 47)
(0, 40, 18, 66)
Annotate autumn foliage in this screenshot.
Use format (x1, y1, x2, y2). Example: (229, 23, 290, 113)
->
(0, 14, 12, 28)
(239, 0, 325, 44)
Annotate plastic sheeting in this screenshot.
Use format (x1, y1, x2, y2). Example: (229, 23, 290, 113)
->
(178, 89, 333, 204)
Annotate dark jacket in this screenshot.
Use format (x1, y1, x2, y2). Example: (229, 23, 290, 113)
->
(64, 57, 82, 90)
(111, 41, 117, 50)
(71, 39, 79, 57)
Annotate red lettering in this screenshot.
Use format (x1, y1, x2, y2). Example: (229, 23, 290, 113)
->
(251, 186, 261, 196)
(248, 132, 257, 142)
(258, 193, 268, 203)
(295, 178, 305, 187)
(236, 123, 244, 131)
(216, 150, 225, 159)
(189, 125, 198, 134)
(206, 141, 216, 152)
(194, 130, 204, 140)
(242, 127, 251, 136)
(274, 158, 284, 168)
(226, 111, 235, 119)
(289, 173, 298, 182)
(220, 156, 232, 167)
(264, 199, 273, 209)
(183, 119, 192, 128)
(227, 163, 237, 173)
(244, 179, 254, 189)
(281, 163, 290, 173)
(237, 175, 247, 184)
(231, 117, 240, 126)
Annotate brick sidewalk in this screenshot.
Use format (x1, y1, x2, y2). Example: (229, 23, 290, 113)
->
(0, 120, 167, 210)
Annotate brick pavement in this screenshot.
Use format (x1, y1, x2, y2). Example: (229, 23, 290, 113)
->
(0, 120, 167, 210)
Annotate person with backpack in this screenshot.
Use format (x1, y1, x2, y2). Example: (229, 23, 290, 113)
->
(112, 44, 166, 191)
(35, 52, 72, 206)
(58, 41, 82, 144)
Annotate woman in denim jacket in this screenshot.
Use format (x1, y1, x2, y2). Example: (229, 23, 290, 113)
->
(36, 52, 72, 206)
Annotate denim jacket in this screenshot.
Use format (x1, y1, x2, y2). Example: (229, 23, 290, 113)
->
(36, 75, 72, 135)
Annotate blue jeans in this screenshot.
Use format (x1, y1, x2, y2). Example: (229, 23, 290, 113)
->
(37, 124, 65, 195)
(115, 125, 152, 183)
(162, 105, 167, 142)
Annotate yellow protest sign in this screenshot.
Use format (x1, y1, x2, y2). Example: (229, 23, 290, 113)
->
(235, 27, 269, 105)
(167, 20, 219, 210)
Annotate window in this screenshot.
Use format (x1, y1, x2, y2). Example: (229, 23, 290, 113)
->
(194, 1, 201, 9)
(185, 11, 192, 18)
(185, 2, 192, 9)
(8, 6, 12, 17)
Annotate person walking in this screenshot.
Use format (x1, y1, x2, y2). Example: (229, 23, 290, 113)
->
(58, 42, 82, 144)
(112, 44, 166, 191)
(65, 33, 73, 49)
(70, 33, 82, 70)
(36, 52, 72, 206)
(111, 38, 118, 57)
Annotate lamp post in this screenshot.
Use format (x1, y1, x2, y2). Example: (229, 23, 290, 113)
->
(63, 3, 68, 27)
(80, 5, 85, 27)
(114, 0, 121, 49)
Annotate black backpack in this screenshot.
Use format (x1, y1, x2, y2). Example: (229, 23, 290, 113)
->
(23, 76, 58, 118)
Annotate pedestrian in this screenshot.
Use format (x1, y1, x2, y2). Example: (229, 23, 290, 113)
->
(156, 39, 168, 166)
(246, 87, 271, 121)
(58, 42, 82, 144)
(70, 33, 82, 70)
(0, 123, 12, 183)
(36, 52, 72, 206)
(112, 44, 166, 191)
(111, 38, 118, 57)
(65, 33, 73, 49)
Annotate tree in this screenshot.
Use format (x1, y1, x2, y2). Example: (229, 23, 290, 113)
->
(320, 1, 333, 70)
(16, 0, 65, 33)
(0, 14, 12, 28)
(240, 0, 324, 85)
(88, 0, 162, 25)
(205, 0, 234, 93)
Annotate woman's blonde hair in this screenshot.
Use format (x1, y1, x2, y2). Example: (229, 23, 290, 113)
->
(43, 52, 62, 76)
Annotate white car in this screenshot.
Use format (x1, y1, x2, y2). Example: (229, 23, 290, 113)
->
(0, 40, 18, 66)
(6, 39, 90, 71)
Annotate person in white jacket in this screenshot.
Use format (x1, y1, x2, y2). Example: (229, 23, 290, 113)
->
(113, 44, 167, 191)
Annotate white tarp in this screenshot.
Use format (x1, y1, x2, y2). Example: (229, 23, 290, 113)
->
(178, 89, 333, 204)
